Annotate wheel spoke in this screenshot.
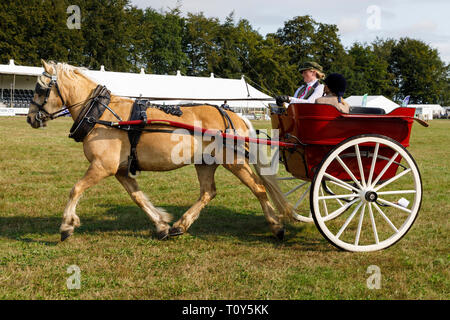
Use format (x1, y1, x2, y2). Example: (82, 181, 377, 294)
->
(324, 182, 346, 208)
(367, 143, 379, 186)
(370, 151, 399, 188)
(324, 173, 360, 193)
(284, 181, 308, 196)
(355, 145, 366, 187)
(294, 184, 311, 209)
(318, 194, 359, 200)
(372, 202, 399, 233)
(368, 203, 379, 244)
(322, 198, 359, 222)
(320, 187, 329, 216)
(354, 203, 366, 246)
(377, 190, 416, 196)
(336, 155, 363, 189)
(336, 201, 363, 239)
(328, 180, 355, 192)
(277, 177, 296, 181)
(335, 198, 345, 208)
(374, 168, 412, 192)
(377, 198, 412, 213)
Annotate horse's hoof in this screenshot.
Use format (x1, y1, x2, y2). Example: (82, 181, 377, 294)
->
(157, 230, 169, 241)
(169, 227, 184, 237)
(61, 230, 73, 242)
(275, 228, 285, 241)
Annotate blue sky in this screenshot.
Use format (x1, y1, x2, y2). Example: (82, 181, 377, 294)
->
(130, 0, 450, 64)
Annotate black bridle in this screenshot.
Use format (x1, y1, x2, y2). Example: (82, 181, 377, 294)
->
(30, 71, 68, 125)
(30, 71, 94, 127)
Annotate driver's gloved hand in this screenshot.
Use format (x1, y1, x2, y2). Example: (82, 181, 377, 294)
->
(275, 95, 290, 107)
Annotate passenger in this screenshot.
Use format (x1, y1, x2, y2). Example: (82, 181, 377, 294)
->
(315, 73, 350, 113)
(276, 61, 325, 106)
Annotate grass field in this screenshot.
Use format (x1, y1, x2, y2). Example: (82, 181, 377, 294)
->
(0, 116, 448, 300)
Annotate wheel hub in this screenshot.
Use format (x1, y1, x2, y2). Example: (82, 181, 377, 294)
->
(364, 191, 378, 202)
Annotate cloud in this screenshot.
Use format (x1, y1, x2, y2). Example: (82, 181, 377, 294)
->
(338, 17, 362, 34)
(432, 42, 450, 64)
(408, 20, 438, 33)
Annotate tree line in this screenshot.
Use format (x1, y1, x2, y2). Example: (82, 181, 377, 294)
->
(0, 0, 448, 105)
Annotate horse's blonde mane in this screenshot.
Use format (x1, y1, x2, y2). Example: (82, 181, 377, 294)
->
(38, 61, 92, 88)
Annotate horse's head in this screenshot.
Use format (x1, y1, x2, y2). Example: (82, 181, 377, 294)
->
(27, 60, 67, 128)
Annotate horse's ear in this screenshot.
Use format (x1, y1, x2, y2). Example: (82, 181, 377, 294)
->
(41, 59, 54, 74)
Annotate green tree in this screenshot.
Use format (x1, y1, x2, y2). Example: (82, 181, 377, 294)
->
(139, 7, 188, 75)
(0, 0, 85, 66)
(210, 12, 245, 79)
(241, 33, 297, 96)
(273, 15, 316, 68)
(272, 15, 346, 93)
(346, 42, 396, 97)
(78, 0, 134, 72)
(183, 12, 221, 76)
(125, 5, 147, 73)
(311, 23, 346, 73)
(389, 37, 447, 104)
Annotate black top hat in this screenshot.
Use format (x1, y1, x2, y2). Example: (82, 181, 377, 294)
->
(324, 73, 347, 99)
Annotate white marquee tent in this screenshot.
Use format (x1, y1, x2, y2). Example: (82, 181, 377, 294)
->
(407, 104, 443, 120)
(345, 94, 443, 119)
(0, 60, 274, 116)
(345, 95, 400, 114)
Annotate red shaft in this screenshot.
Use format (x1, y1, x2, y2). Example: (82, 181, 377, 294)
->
(116, 119, 297, 148)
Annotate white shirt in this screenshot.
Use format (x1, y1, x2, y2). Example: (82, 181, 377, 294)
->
(289, 79, 324, 104)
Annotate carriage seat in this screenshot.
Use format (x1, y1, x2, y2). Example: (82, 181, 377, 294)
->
(348, 107, 386, 115)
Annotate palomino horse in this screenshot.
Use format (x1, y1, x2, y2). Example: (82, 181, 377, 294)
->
(27, 60, 294, 241)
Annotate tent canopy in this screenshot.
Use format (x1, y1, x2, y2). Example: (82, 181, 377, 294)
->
(407, 104, 443, 115)
(345, 95, 400, 113)
(0, 60, 274, 109)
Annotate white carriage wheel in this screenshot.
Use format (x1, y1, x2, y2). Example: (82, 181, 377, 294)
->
(310, 134, 422, 252)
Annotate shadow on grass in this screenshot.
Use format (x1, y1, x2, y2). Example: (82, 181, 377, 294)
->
(0, 204, 332, 251)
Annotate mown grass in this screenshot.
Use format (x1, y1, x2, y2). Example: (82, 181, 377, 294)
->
(0, 117, 448, 300)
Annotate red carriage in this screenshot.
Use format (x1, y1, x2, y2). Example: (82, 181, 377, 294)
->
(271, 103, 423, 251)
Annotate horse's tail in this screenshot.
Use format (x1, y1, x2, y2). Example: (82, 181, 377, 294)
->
(239, 115, 294, 223)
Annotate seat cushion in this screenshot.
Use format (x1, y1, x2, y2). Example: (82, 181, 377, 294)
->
(349, 107, 386, 115)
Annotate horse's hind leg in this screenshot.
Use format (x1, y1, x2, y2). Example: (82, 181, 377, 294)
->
(223, 162, 285, 240)
(115, 172, 173, 240)
(170, 164, 218, 236)
(60, 162, 111, 241)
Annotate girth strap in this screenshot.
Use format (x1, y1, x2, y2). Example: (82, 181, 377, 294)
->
(126, 100, 148, 178)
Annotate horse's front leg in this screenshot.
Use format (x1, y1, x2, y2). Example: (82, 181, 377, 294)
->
(60, 161, 111, 241)
(115, 171, 173, 240)
(170, 164, 218, 237)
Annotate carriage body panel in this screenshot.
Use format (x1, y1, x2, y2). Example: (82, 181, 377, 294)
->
(271, 103, 415, 181)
